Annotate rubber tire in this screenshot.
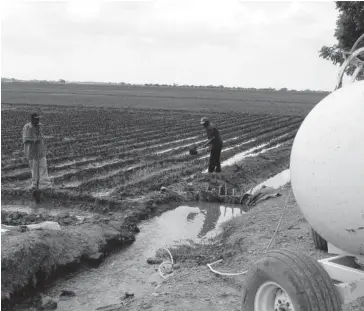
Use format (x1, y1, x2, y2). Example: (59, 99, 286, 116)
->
(241, 249, 341, 311)
(311, 228, 328, 251)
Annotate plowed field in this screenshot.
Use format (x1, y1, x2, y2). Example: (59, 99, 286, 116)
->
(2, 105, 301, 201)
(1, 82, 325, 205)
(1, 82, 330, 310)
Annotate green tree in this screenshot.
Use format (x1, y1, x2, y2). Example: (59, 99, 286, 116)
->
(319, 1, 364, 80)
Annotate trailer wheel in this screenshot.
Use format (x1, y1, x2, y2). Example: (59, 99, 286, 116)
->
(311, 228, 328, 251)
(241, 249, 341, 311)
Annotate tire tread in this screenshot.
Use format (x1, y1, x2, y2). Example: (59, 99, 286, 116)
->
(241, 249, 341, 311)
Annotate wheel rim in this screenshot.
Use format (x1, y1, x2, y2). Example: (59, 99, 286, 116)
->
(254, 281, 295, 311)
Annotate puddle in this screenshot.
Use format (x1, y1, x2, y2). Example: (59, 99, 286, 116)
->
(140, 203, 244, 246)
(61, 164, 141, 190)
(220, 142, 269, 167)
(84, 158, 120, 169)
(62, 181, 83, 188)
(63, 137, 76, 141)
(225, 136, 240, 142)
(50, 169, 79, 179)
(220, 138, 256, 154)
(199, 138, 257, 161)
(54, 160, 77, 168)
(155, 139, 205, 155)
(53, 157, 99, 169)
(157, 135, 199, 148)
(37, 203, 243, 311)
(246, 142, 284, 159)
(200, 142, 268, 174)
(91, 190, 114, 198)
(157, 136, 242, 157)
(251, 169, 290, 193)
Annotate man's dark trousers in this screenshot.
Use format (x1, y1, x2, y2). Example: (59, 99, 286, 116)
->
(208, 146, 222, 173)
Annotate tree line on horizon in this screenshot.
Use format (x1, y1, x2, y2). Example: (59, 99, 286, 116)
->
(1, 77, 328, 93)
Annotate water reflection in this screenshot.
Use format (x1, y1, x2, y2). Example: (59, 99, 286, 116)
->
(251, 169, 290, 193)
(13, 203, 245, 311)
(197, 203, 243, 239)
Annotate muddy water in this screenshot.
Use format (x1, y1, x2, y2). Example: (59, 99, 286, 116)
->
(251, 169, 290, 193)
(35, 203, 243, 311)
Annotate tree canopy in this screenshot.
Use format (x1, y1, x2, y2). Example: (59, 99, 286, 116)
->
(319, 1, 364, 79)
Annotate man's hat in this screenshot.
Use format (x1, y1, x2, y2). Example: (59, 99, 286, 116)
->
(200, 117, 209, 125)
(31, 113, 41, 119)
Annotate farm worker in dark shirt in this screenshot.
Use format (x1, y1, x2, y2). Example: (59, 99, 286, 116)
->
(200, 117, 223, 175)
(22, 113, 52, 190)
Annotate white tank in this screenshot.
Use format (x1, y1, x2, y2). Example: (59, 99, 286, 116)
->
(290, 80, 364, 256)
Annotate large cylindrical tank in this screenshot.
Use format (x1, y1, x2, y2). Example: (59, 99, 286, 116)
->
(290, 80, 364, 256)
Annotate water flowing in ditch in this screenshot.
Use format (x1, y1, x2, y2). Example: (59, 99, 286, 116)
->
(8, 169, 291, 310)
(10, 203, 243, 311)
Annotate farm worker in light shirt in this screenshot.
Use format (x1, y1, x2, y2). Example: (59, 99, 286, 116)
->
(22, 113, 52, 190)
(200, 117, 223, 176)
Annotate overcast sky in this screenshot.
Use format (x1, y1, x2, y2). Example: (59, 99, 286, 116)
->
(2, 1, 340, 91)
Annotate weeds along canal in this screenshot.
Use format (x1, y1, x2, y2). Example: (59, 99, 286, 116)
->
(10, 202, 243, 311)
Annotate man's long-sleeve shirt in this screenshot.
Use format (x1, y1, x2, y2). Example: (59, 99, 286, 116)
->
(22, 122, 46, 160)
(205, 123, 223, 149)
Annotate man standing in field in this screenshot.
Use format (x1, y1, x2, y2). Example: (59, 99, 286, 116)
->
(22, 113, 52, 190)
(200, 117, 223, 176)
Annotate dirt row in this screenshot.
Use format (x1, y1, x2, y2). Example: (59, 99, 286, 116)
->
(1, 104, 274, 155)
(55, 123, 296, 191)
(2, 118, 300, 194)
(1, 136, 294, 208)
(1, 104, 210, 137)
(1, 112, 285, 170)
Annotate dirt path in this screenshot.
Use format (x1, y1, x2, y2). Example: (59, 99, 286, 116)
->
(118, 185, 364, 311)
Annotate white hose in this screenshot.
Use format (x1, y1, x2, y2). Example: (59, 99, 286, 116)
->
(206, 188, 292, 276)
(158, 248, 174, 279)
(157, 188, 293, 278)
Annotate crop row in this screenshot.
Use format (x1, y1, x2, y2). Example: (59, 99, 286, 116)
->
(57, 123, 300, 194)
(1, 105, 243, 140)
(1, 116, 300, 183)
(1, 109, 270, 158)
(1, 114, 288, 171)
(110, 138, 296, 199)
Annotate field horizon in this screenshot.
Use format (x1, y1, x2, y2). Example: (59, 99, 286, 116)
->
(1, 81, 326, 116)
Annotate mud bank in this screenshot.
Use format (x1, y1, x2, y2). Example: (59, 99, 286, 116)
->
(1, 215, 139, 310)
(1, 210, 81, 227)
(0, 198, 188, 309)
